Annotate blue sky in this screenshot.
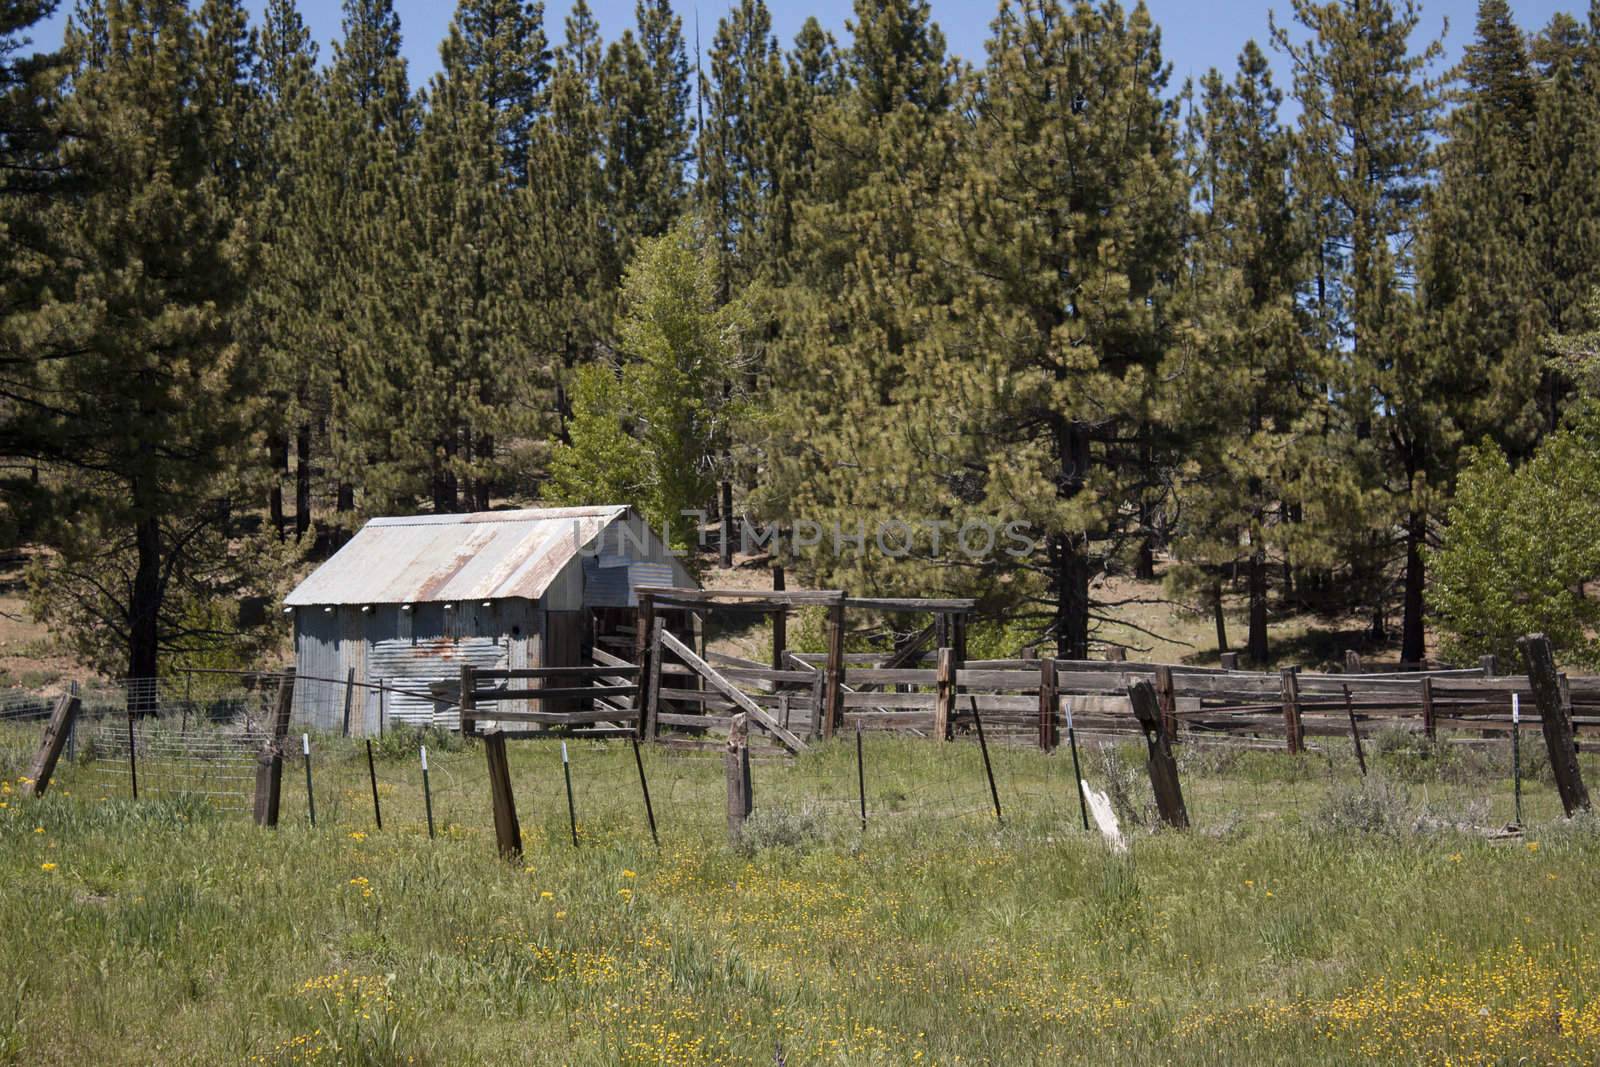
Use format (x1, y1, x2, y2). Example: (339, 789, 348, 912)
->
(28, 0, 1577, 94)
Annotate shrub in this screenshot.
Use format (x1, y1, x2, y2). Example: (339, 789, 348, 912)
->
(737, 803, 835, 853)
(1314, 778, 1415, 836)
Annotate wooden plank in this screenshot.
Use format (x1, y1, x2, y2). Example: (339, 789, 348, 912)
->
(658, 629, 807, 753)
(635, 585, 846, 606)
(846, 668, 939, 686)
(656, 712, 736, 729)
(842, 596, 977, 612)
(476, 665, 641, 680)
(472, 709, 642, 725)
(27, 693, 81, 799)
(1518, 634, 1592, 816)
(841, 691, 939, 709)
(475, 685, 639, 702)
(955, 669, 1046, 689)
(1421, 676, 1436, 740)
(252, 671, 296, 827)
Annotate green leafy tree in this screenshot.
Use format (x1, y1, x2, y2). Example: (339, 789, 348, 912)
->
(549, 220, 749, 549)
(1427, 420, 1600, 668)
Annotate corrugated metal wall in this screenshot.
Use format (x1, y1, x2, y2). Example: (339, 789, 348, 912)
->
(293, 607, 344, 730)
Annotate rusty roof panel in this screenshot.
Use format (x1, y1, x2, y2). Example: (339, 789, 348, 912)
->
(284, 506, 632, 606)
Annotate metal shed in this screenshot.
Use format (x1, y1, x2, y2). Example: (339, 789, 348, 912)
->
(282, 505, 695, 734)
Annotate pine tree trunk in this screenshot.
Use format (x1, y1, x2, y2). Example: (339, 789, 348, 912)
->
(1212, 578, 1228, 654)
(1135, 426, 1156, 580)
(1401, 508, 1426, 664)
(268, 434, 287, 541)
(1053, 420, 1091, 659)
(1248, 551, 1269, 665)
(295, 422, 312, 541)
(128, 511, 161, 712)
(719, 480, 733, 568)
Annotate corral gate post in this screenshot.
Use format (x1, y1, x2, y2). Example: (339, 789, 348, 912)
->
(725, 711, 752, 843)
(253, 669, 296, 828)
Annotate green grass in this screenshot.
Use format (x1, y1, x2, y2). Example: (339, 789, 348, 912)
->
(0, 725, 1598, 1065)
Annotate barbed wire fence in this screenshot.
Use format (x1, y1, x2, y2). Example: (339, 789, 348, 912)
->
(1, 666, 1595, 851)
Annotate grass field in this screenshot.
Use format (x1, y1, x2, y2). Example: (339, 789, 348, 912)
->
(0, 724, 1598, 1065)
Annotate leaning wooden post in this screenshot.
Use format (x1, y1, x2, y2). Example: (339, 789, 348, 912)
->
(822, 598, 846, 738)
(725, 711, 752, 843)
(27, 692, 82, 798)
(1280, 667, 1303, 755)
(1421, 676, 1437, 741)
(253, 670, 296, 827)
(1154, 664, 1177, 742)
(483, 730, 522, 859)
(933, 647, 955, 742)
(1343, 684, 1367, 777)
(1518, 634, 1592, 816)
(341, 666, 356, 737)
(1127, 680, 1189, 829)
(633, 593, 655, 738)
(1038, 658, 1059, 751)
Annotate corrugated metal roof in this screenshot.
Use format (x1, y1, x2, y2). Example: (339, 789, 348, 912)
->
(284, 506, 633, 607)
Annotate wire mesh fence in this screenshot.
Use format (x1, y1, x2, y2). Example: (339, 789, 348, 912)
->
(2, 670, 1595, 855)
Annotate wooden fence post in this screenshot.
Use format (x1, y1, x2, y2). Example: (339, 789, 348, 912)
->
(1344, 650, 1363, 674)
(771, 566, 787, 672)
(1219, 651, 1239, 671)
(1480, 654, 1497, 678)
(253, 669, 296, 827)
(1127, 680, 1189, 829)
(27, 692, 82, 798)
(1421, 676, 1436, 741)
(341, 666, 356, 737)
(484, 731, 522, 859)
(1518, 634, 1592, 816)
(634, 593, 655, 738)
(1038, 657, 1058, 751)
(822, 598, 845, 738)
(1104, 646, 1126, 663)
(934, 647, 955, 742)
(460, 664, 477, 737)
(725, 711, 752, 843)
(1154, 664, 1177, 742)
(1280, 668, 1303, 754)
(644, 617, 665, 740)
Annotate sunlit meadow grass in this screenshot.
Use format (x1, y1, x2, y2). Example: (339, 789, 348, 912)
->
(0, 724, 1597, 1064)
